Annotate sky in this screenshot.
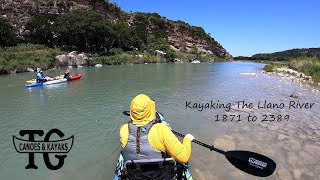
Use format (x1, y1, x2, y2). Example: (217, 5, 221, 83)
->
(109, 0, 320, 57)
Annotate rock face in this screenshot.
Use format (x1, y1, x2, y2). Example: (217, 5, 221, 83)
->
(165, 22, 233, 60)
(0, 0, 120, 38)
(127, 13, 233, 60)
(1, 0, 90, 37)
(1, 0, 233, 60)
(55, 51, 89, 67)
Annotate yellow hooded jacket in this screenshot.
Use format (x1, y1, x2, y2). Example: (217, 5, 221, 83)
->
(120, 94, 192, 163)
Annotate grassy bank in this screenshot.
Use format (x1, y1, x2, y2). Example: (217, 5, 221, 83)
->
(288, 57, 320, 82)
(263, 62, 286, 72)
(197, 54, 225, 62)
(0, 43, 228, 75)
(263, 57, 320, 82)
(90, 52, 165, 65)
(89, 51, 225, 65)
(175, 51, 225, 62)
(0, 44, 64, 74)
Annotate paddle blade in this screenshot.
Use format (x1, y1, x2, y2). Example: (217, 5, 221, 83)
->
(225, 150, 276, 177)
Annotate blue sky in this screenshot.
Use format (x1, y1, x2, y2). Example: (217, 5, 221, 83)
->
(109, 0, 320, 56)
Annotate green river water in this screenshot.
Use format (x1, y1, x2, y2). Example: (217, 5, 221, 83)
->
(0, 62, 319, 180)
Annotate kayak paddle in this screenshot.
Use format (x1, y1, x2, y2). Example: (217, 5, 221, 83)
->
(122, 111, 276, 177)
(171, 130, 276, 177)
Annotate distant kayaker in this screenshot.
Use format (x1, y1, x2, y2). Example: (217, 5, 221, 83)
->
(64, 69, 71, 79)
(36, 68, 46, 83)
(119, 94, 194, 179)
(36, 68, 53, 83)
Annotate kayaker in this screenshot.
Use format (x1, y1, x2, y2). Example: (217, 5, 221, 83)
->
(64, 69, 71, 79)
(119, 94, 194, 179)
(36, 68, 47, 83)
(36, 68, 53, 83)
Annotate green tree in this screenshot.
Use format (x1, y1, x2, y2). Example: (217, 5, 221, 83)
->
(27, 14, 56, 45)
(54, 10, 116, 54)
(164, 50, 177, 61)
(109, 48, 123, 55)
(113, 21, 147, 51)
(146, 35, 170, 52)
(0, 18, 17, 47)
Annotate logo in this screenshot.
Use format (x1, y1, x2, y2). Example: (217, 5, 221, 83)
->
(248, 157, 267, 169)
(13, 129, 74, 170)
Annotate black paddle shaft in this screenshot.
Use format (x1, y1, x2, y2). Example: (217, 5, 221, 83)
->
(171, 130, 226, 155)
(171, 130, 276, 177)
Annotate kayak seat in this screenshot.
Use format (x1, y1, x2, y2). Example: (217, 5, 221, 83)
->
(121, 158, 179, 180)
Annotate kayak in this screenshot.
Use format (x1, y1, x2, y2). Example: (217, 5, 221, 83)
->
(26, 74, 82, 84)
(25, 74, 82, 87)
(67, 74, 83, 81)
(25, 75, 64, 84)
(113, 112, 193, 180)
(25, 79, 67, 88)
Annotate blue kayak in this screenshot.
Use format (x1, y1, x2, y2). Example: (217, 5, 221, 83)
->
(25, 79, 67, 88)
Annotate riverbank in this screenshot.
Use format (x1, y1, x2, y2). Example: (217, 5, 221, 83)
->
(0, 44, 223, 75)
(261, 58, 320, 88)
(0, 44, 64, 74)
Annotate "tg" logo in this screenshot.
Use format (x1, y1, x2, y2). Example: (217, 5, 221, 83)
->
(13, 129, 74, 170)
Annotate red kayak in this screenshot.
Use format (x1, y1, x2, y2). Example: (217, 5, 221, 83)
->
(68, 74, 83, 81)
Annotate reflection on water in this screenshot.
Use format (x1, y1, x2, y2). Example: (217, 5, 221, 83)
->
(0, 62, 319, 180)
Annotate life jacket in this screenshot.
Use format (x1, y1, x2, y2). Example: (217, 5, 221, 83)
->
(122, 121, 163, 161)
(121, 121, 177, 180)
(64, 73, 71, 78)
(36, 72, 45, 83)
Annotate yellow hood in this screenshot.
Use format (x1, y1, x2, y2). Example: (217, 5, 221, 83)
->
(130, 94, 156, 126)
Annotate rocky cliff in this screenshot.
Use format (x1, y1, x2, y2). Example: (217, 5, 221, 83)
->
(0, 0, 120, 36)
(165, 21, 232, 60)
(0, 0, 233, 60)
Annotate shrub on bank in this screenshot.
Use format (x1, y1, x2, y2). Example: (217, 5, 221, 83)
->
(263, 63, 284, 72)
(0, 44, 64, 74)
(90, 53, 163, 65)
(174, 51, 225, 62)
(175, 52, 195, 61)
(197, 54, 225, 62)
(289, 57, 320, 82)
(263, 57, 320, 82)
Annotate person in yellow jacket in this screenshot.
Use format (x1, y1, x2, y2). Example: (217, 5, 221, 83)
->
(120, 94, 194, 166)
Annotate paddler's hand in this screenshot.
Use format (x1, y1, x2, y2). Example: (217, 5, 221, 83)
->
(185, 134, 194, 141)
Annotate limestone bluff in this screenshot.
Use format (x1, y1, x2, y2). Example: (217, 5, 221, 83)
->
(0, 0, 233, 60)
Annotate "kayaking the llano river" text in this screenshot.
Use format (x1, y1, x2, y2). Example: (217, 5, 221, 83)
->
(184, 100, 315, 123)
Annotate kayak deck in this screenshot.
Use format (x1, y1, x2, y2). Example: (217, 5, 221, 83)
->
(113, 112, 193, 180)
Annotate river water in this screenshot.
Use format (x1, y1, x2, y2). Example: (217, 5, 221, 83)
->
(0, 62, 319, 180)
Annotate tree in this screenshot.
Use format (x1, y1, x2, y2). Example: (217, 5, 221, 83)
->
(27, 14, 56, 45)
(146, 35, 170, 53)
(53, 10, 116, 54)
(164, 50, 177, 61)
(113, 21, 147, 51)
(0, 18, 17, 47)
